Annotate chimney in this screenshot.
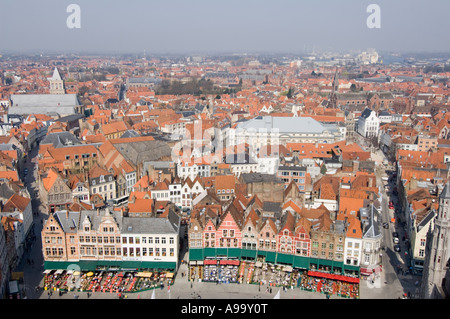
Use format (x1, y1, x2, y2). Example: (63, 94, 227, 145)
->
(66, 210, 69, 219)
(97, 207, 100, 216)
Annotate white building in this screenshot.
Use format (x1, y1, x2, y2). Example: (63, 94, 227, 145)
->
(181, 177, 204, 209)
(357, 108, 380, 138)
(360, 205, 383, 275)
(169, 182, 182, 208)
(233, 116, 343, 149)
(120, 210, 180, 269)
(177, 161, 199, 180)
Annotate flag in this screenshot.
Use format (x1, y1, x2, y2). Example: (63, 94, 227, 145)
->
(274, 289, 281, 299)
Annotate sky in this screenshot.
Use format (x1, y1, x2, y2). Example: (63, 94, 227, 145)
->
(0, 0, 449, 55)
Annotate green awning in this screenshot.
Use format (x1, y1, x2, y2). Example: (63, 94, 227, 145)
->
(309, 257, 319, 267)
(344, 264, 360, 273)
(293, 256, 309, 269)
(318, 258, 333, 267)
(276, 253, 294, 265)
(228, 248, 241, 258)
(204, 247, 216, 258)
(257, 250, 267, 257)
(216, 248, 227, 256)
(189, 248, 204, 261)
(332, 261, 344, 273)
(120, 261, 142, 270)
(265, 251, 276, 263)
(142, 261, 176, 270)
(44, 260, 176, 272)
(241, 249, 258, 259)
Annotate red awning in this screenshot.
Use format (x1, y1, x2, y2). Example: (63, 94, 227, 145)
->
(360, 268, 373, 275)
(308, 271, 359, 283)
(218, 260, 240, 265)
(360, 266, 381, 276)
(204, 260, 217, 265)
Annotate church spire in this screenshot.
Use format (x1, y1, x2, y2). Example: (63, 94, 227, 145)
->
(48, 67, 65, 94)
(329, 67, 339, 108)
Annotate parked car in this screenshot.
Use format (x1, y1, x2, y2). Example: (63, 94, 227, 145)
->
(382, 222, 389, 229)
(393, 237, 399, 244)
(389, 201, 394, 209)
(394, 244, 401, 252)
(393, 232, 399, 238)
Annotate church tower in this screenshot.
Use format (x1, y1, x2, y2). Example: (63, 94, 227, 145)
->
(48, 67, 65, 94)
(329, 68, 339, 108)
(420, 181, 450, 298)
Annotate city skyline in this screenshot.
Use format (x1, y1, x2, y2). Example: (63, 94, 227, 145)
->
(1, 0, 450, 55)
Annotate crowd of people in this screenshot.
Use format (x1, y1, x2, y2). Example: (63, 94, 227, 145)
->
(42, 269, 174, 293)
(189, 259, 359, 299)
(299, 272, 359, 299)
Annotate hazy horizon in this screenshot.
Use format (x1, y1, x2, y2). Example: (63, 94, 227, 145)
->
(1, 0, 449, 55)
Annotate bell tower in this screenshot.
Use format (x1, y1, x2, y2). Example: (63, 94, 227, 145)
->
(420, 182, 450, 298)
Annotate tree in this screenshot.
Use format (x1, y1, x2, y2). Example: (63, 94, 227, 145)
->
(350, 83, 357, 92)
(320, 164, 327, 175)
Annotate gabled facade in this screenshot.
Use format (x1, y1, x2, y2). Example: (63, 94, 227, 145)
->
(277, 212, 296, 255)
(41, 168, 73, 212)
(241, 208, 260, 250)
(257, 218, 278, 252)
(215, 204, 243, 248)
(89, 165, 116, 202)
(357, 108, 380, 138)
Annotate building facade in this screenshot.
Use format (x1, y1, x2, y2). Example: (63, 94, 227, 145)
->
(420, 183, 450, 299)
